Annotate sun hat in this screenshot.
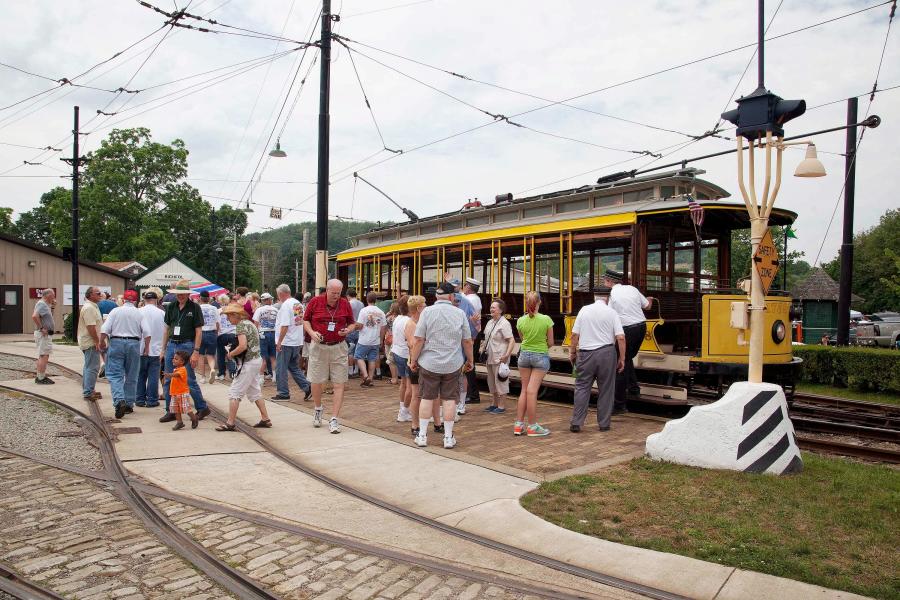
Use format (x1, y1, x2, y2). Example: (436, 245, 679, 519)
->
(465, 277, 480, 287)
(167, 279, 193, 294)
(221, 303, 247, 316)
(498, 362, 510, 382)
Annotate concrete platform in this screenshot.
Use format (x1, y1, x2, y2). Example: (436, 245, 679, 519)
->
(0, 343, 873, 599)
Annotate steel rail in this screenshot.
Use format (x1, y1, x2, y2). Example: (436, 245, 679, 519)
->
(209, 406, 689, 600)
(0, 383, 282, 600)
(0, 562, 67, 600)
(795, 435, 900, 463)
(1, 352, 688, 600)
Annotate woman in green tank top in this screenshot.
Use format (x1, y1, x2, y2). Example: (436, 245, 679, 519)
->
(514, 291, 553, 437)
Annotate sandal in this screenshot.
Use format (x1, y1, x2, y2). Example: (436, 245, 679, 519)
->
(252, 419, 272, 428)
(215, 423, 237, 432)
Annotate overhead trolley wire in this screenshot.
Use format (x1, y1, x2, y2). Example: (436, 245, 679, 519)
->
(337, 1, 893, 182)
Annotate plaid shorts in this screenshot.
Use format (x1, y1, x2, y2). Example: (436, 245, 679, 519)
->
(172, 393, 191, 414)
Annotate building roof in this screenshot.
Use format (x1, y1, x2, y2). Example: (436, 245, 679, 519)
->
(0, 231, 130, 279)
(791, 268, 864, 303)
(98, 260, 148, 273)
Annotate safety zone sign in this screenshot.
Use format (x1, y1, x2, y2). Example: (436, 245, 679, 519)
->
(753, 229, 780, 296)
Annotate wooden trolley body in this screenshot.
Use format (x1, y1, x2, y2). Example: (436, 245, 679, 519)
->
(335, 168, 799, 401)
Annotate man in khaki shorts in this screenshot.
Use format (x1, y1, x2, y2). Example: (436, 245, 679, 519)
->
(303, 279, 359, 433)
(32, 288, 56, 384)
(409, 282, 473, 449)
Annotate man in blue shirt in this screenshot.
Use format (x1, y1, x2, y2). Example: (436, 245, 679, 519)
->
(448, 276, 482, 415)
(98, 292, 117, 318)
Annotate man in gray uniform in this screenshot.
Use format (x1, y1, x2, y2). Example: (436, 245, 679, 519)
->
(32, 288, 56, 384)
(568, 287, 625, 432)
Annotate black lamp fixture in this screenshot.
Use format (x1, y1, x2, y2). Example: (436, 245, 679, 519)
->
(269, 138, 287, 158)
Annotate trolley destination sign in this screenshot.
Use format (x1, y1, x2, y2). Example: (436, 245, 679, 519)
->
(753, 229, 780, 296)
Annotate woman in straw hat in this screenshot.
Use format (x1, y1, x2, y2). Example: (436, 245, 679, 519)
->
(216, 303, 272, 430)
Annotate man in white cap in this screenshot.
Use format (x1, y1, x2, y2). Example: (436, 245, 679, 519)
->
(603, 269, 654, 414)
(253, 292, 278, 381)
(159, 279, 209, 423)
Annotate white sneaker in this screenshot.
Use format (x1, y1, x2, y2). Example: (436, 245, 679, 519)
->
(397, 407, 412, 422)
(443, 436, 457, 449)
(456, 404, 466, 415)
(329, 417, 340, 434)
(208, 370, 216, 384)
(257, 375, 265, 387)
(313, 407, 323, 428)
(264, 373, 272, 381)
(415, 432, 428, 447)
(216, 375, 225, 381)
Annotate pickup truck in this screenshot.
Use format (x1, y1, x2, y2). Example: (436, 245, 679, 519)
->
(855, 312, 900, 348)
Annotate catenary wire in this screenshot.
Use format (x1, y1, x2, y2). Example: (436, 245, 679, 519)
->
(342, 0, 433, 19)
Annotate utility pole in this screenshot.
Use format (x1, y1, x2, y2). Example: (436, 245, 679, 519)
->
(231, 230, 237, 290)
(836, 97, 858, 346)
(294, 259, 299, 294)
(260, 250, 266, 292)
(62, 106, 86, 333)
(302, 228, 309, 295)
(315, 0, 334, 289)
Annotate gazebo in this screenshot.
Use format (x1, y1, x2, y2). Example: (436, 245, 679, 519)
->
(791, 268, 863, 343)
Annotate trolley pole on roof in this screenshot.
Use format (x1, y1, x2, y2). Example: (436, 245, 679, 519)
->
(315, 0, 334, 289)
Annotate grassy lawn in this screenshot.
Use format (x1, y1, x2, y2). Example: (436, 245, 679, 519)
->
(797, 381, 900, 406)
(521, 454, 900, 599)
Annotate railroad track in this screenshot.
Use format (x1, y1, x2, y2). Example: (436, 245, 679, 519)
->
(0, 355, 683, 600)
(0, 561, 66, 600)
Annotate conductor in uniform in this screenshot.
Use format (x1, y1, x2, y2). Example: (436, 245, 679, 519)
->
(603, 269, 654, 414)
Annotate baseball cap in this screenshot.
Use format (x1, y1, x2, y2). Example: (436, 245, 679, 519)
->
(123, 290, 139, 302)
(260, 292, 273, 300)
(199, 290, 210, 298)
(448, 277, 461, 288)
(436, 282, 456, 295)
(143, 290, 158, 300)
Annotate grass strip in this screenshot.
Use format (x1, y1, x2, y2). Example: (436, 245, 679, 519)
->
(521, 454, 899, 599)
(797, 382, 900, 406)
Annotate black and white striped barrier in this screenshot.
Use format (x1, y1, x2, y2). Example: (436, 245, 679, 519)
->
(645, 382, 803, 475)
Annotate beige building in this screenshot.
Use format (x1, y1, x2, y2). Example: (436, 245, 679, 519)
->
(0, 232, 129, 335)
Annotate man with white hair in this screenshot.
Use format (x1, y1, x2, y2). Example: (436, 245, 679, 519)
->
(272, 284, 312, 401)
(32, 288, 56, 384)
(409, 281, 474, 449)
(254, 292, 278, 381)
(303, 279, 358, 433)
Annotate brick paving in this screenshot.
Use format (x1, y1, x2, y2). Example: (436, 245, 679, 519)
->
(0, 455, 234, 600)
(153, 497, 542, 600)
(269, 377, 665, 479)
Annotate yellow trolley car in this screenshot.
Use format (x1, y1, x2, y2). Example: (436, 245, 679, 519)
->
(335, 168, 799, 402)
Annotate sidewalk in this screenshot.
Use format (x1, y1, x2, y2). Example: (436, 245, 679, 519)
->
(0, 342, 871, 600)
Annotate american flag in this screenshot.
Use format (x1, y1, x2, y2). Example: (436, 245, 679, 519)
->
(687, 197, 704, 227)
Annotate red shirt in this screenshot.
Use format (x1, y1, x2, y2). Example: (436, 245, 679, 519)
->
(303, 295, 354, 344)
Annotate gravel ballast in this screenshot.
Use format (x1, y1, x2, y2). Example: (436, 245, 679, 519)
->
(0, 392, 103, 472)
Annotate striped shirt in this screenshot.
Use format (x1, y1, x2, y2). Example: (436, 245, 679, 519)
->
(414, 300, 471, 374)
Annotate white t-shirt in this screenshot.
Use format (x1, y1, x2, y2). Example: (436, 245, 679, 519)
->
(253, 305, 279, 332)
(218, 308, 236, 335)
(139, 304, 166, 357)
(572, 299, 624, 350)
(275, 297, 304, 346)
(465, 293, 482, 316)
(391, 315, 411, 358)
(356, 305, 386, 347)
(200, 303, 219, 331)
(609, 284, 650, 327)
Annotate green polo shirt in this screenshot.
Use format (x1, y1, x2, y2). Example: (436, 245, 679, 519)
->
(164, 299, 204, 342)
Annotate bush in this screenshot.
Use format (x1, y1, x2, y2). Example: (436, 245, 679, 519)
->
(795, 345, 900, 393)
(63, 311, 74, 342)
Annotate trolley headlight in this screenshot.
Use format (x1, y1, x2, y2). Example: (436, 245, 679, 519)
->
(772, 320, 786, 343)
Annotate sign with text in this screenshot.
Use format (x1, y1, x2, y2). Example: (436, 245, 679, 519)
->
(63, 285, 112, 306)
(752, 229, 780, 296)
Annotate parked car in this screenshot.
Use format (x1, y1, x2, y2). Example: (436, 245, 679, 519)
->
(855, 312, 900, 348)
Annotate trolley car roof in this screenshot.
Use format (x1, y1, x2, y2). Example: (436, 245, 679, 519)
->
(336, 169, 797, 261)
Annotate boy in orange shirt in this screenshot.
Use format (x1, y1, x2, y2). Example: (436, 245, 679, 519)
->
(164, 351, 199, 430)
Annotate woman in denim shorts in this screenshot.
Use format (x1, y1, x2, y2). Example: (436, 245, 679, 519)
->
(514, 291, 554, 437)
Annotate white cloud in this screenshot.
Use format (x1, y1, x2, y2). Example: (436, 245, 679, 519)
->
(1, 0, 897, 265)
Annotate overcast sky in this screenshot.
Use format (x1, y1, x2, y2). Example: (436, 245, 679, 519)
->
(1, 0, 897, 264)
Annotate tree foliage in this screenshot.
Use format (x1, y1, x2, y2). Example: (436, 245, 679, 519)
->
(823, 209, 900, 313)
(7, 128, 250, 286)
(730, 226, 811, 292)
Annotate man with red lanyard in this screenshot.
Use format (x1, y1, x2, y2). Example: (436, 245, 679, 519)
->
(303, 279, 359, 433)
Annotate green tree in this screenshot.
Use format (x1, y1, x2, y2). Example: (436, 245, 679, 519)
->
(730, 225, 809, 291)
(12, 188, 65, 246)
(0, 207, 14, 233)
(881, 248, 900, 296)
(823, 209, 900, 312)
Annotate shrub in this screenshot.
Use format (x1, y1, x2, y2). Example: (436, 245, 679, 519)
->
(795, 345, 900, 393)
(63, 311, 74, 342)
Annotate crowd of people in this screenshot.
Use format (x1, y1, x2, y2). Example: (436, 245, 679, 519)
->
(32, 267, 653, 446)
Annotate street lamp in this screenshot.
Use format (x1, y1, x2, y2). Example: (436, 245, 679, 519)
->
(269, 139, 287, 158)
